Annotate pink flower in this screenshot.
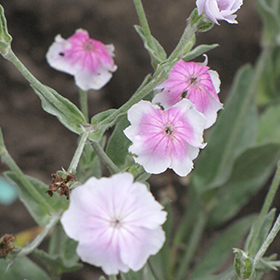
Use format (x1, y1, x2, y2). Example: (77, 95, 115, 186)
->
(196, 0, 243, 24)
(46, 29, 117, 91)
(124, 100, 206, 177)
(153, 59, 222, 128)
(61, 173, 167, 275)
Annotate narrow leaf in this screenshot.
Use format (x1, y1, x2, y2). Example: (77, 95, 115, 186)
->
(0, 257, 51, 280)
(191, 65, 258, 193)
(183, 44, 219, 62)
(189, 215, 256, 280)
(31, 84, 86, 134)
(207, 142, 280, 226)
(106, 115, 132, 169)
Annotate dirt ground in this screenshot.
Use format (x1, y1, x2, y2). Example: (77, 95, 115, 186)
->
(1, 0, 278, 279)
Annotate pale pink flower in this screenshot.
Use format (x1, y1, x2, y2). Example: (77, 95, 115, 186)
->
(196, 0, 243, 24)
(46, 29, 117, 91)
(153, 59, 222, 128)
(124, 100, 206, 177)
(61, 172, 167, 275)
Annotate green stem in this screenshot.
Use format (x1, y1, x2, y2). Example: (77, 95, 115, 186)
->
(168, 23, 197, 62)
(0, 129, 54, 214)
(68, 131, 90, 174)
(97, 73, 167, 130)
(246, 161, 280, 252)
(79, 89, 89, 122)
(254, 213, 280, 267)
(175, 209, 207, 280)
(17, 213, 61, 257)
(133, 0, 153, 43)
(4, 48, 43, 87)
(91, 141, 120, 175)
(109, 275, 117, 280)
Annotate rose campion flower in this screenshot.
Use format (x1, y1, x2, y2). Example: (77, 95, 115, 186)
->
(46, 28, 117, 91)
(196, 0, 243, 24)
(61, 172, 167, 275)
(153, 59, 222, 129)
(124, 99, 206, 177)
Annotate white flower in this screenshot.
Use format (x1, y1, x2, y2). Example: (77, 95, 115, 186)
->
(124, 100, 206, 177)
(61, 173, 167, 275)
(196, 0, 243, 24)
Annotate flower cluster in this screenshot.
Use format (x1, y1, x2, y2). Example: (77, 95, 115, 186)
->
(125, 59, 222, 177)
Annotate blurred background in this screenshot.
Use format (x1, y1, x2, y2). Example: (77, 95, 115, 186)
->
(0, 0, 268, 279)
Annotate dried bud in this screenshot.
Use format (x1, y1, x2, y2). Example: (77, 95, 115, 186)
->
(0, 234, 16, 257)
(45, 171, 76, 200)
(233, 248, 254, 279)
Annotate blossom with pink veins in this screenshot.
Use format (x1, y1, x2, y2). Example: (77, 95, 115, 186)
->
(124, 99, 206, 177)
(61, 172, 167, 275)
(196, 0, 243, 25)
(153, 59, 222, 129)
(46, 29, 117, 91)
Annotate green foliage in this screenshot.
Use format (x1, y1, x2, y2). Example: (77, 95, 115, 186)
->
(5, 172, 68, 226)
(245, 209, 276, 256)
(134, 25, 167, 68)
(33, 224, 82, 276)
(206, 143, 280, 226)
(182, 43, 219, 62)
(106, 115, 132, 169)
(31, 84, 86, 134)
(257, 0, 280, 45)
(190, 215, 256, 280)
(0, 5, 12, 56)
(189, 8, 214, 32)
(191, 65, 258, 193)
(76, 143, 102, 181)
(0, 257, 51, 280)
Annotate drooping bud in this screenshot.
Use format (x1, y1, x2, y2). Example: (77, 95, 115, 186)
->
(0, 5, 12, 57)
(233, 248, 255, 279)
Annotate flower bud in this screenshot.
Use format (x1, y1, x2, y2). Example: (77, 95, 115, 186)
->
(233, 248, 255, 279)
(0, 5, 12, 56)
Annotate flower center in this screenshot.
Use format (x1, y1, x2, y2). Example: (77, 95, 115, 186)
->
(82, 40, 96, 53)
(189, 75, 199, 85)
(164, 122, 175, 137)
(110, 218, 122, 228)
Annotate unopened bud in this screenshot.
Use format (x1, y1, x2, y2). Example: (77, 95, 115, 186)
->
(233, 248, 255, 279)
(0, 5, 12, 56)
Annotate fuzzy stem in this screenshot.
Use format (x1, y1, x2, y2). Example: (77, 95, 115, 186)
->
(246, 161, 280, 252)
(68, 131, 90, 174)
(79, 89, 89, 123)
(133, 0, 153, 44)
(17, 213, 61, 257)
(254, 213, 280, 267)
(175, 209, 207, 280)
(91, 141, 120, 175)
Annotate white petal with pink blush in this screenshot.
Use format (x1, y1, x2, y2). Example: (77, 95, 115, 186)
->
(124, 100, 206, 177)
(61, 173, 167, 275)
(153, 59, 223, 129)
(46, 29, 117, 91)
